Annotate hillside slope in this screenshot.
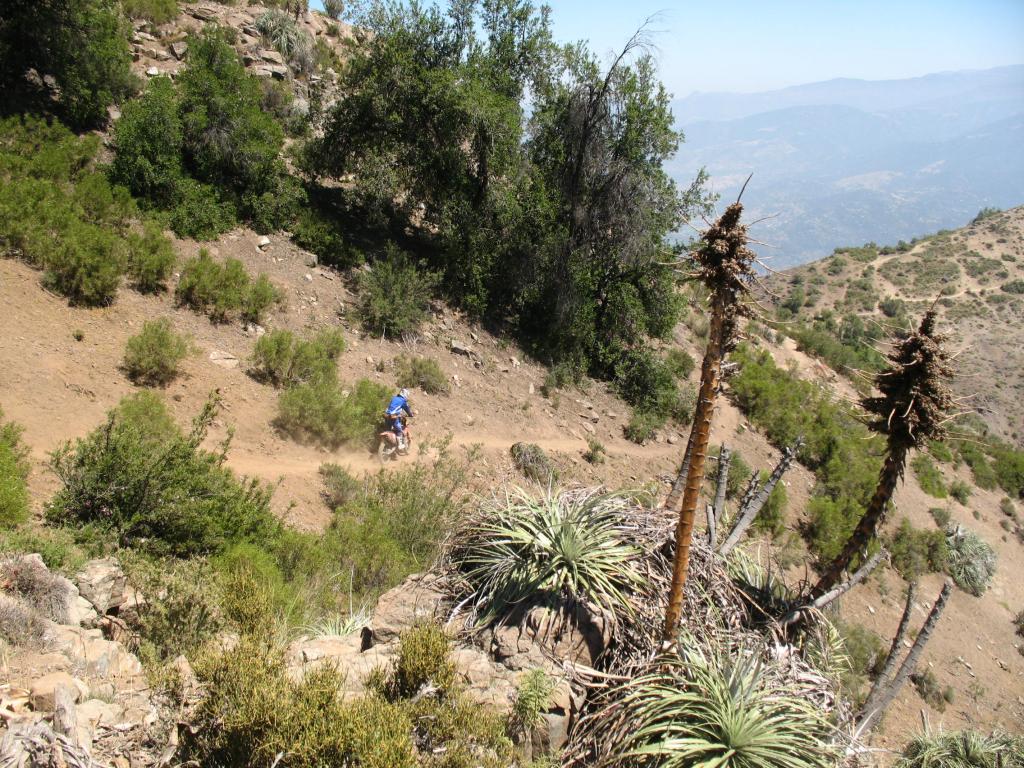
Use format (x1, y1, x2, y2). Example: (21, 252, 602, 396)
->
(767, 206, 1024, 444)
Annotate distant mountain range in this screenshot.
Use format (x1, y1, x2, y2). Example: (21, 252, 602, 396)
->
(669, 66, 1024, 267)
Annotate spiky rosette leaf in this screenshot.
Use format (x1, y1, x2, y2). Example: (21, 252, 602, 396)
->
(449, 488, 648, 625)
(862, 310, 955, 453)
(580, 644, 839, 768)
(944, 525, 996, 597)
(896, 728, 1024, 768)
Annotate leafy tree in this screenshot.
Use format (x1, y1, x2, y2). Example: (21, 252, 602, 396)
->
(0, 0, 134, 128)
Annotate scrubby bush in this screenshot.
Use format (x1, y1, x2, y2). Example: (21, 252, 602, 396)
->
(992, 445, 1024, 499)
(123, 319, 192, 386)
(887, 519, 948, 581)
(322, 0, 344, 19)
(111, 77, 184, 205)
(275, 378, 389, 449)
(394, 355, 449, 395)
(374, 623, 456, 700)
(250, 328, 345, 388)
(0, 408, 30, 528)
(928, 440, 954, 464)
(126, 222, 176, 292)
(121, 0, 178, 23)
(319, 463, 360, 509)
(46, 392, 278, 557)
(896, 729, 1024, 768)
(165, 178, 236, 240)
(0, 554, 72, 623)
(177, 251, 281, 323)
(358, 250, 439, 338)
(929, 506, 952, 528)
(510, 442, 557, 484)
(949, 479, 972, 505)
(752, 469, 788, 537)
(624, 410, 661, 444)
(0, 594, 48, 647)
(43, 223, 126, 306)
(911, 669, 954, 712)
(912, 454, 947, 498)
(956, 442, 999, 491)
(615, 349, 693, 423)
(255, 9, 314, 72)
(835, 620, 886, 703)
(665, 347, 695, 379)
(583, 438, 606, 465)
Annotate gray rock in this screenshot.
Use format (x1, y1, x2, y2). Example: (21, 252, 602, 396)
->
(366, 573, 447, 646)
(170, 41, 188, 60)
(29, 673, 87, 712)
(145, 66, 160, 77)
(258, 49, 285, 65)
(75, 558, 128, 614)
(257, 235, 271, 249)
(450, 340, 474, 357)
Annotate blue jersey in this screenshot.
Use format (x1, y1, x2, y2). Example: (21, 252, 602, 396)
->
(386, 395, 412, 418)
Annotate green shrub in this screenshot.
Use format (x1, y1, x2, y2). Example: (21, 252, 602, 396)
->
(111, 76, 184, 205)
(1002, 279, 1024, 295)
(126, 221, 176, 292)
(928, 440, 954, 464)
(509, 668, 555, 738)
(250, 328, 345, 388)
(992, 445, 1024, 499)
(329, 453, 466, 601)
(185, 637, 417, 768)
(318, 463, 360, 509)
(177, 251, 280, 323)
(375, 623, 456, 700)
(46, 392, 278, 557)
(949, 479, 972, 505)
(358, 249, 439, 338)
(0, 525, 90, 574)
(910, 669, 954, 712)
(665, 348, 696, 379)
(912, 454, 947, 498)
(322, 0, 344, 19)
(0, 409, 29, 529)
(123, 319, 191, 386)
(510, 442, 557, 484)
(583, 438, 606, 465)
(929, 506, 952, 528)
(624, 410, 660, 444)
(614, 349, 693, 423)
(290, 209, 360, 269)
(276, 378, 389, 449)
(887, 519, 949, 581)
(1001, 497, 1018, 519)
(255, 9, 314, 72)
(43, 222, 126, 306)
(394, 355, 449, 395)
(835, 620, 886, 703)
(166, 178, 236, 240)
(122, 0, 178, 23)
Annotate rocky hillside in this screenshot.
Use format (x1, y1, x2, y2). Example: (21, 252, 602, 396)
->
(765, 206, 1024, 444)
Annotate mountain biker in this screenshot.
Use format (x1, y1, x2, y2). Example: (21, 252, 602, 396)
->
(385, 388, 414, 447)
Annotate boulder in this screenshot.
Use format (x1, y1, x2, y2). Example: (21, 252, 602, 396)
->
(75, 558, 129, 614)
(487, 604, 612, 670)
(189, 6, 218, 21)
(145, 66, 160, 77)
(286, 634, 395, 695)
(366, 573, 447, 646)
(29, 673, 87, 712)
(258, 49, 285, 65)
(209, 350, 240, 369)
(257, 235, 271, 249)
(75, 698, 124, 744)
(450, 340, 474, 357)
(48, 625, 143, 678)
(170, 41, 188, 60)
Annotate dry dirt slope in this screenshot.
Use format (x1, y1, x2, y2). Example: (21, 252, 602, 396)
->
(0, 214, 1022, 757)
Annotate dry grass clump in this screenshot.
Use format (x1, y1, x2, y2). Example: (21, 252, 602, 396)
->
(510, 442, 557, 484)
(895, 728, 1024, 768)
(0, 593, 48, 646)
(0, 554, 72, 623)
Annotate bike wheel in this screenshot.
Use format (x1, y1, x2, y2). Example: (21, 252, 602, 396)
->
(377, 438, 392, 463)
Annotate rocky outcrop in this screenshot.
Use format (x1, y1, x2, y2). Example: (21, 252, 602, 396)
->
(285, 573, 586, 758)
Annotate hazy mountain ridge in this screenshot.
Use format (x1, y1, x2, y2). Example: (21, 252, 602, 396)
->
(670, 67, 1024, 267)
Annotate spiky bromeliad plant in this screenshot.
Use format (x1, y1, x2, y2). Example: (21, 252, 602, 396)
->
(450, 488, 647, 626)
(579, 643, 839, 768)
(944, 525, 996, 597)
(812, 311, 955, 598)
(896, 729, 1024, 768)
(662, 201, 757, 644)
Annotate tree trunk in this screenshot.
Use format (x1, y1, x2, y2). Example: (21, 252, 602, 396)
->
(712, 446, 731, 525)
(780, 548, 886, 626)
(861, 581, 918, 720)
(661, 289, 727, 646)
(705, 503, 717, 549)
(858, 580, 953, 733)
(720, 443, 798, 555)
(811, 447, 907, 598)
(663, 430, 694, 512)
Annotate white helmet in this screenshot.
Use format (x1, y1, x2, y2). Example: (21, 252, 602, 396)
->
(399, 388, 410, 398)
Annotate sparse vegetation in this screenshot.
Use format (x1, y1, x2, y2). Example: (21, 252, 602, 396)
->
(250, 328, 345, 388)
(888, 520, 948, 581)
(510, 442, 557, 484)
(357, 251, 439, 339)
(0, 408, 30, 528)
(910, 668, 954, 712)
(46, 392, 278, 557)
(275, 378, 389, 449)
(176, 251, 281, 324)
(394, 355, 449, 395)
(896, 729, 1024, 768)
(583, 438, 606, 465)
(122, 318, 192, 386)
(949, 479, 972, 505)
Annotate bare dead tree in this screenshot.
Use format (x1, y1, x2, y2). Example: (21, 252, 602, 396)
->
(719, 441, 800, 555)
(857, 579, 953, 733)
(860, 581, 919, 719)
(705, 503, 717, 549)
(711, 446, 731, 527)
(780, 548, 887, 626)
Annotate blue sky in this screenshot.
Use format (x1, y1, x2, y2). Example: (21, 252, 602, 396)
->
(315, 0, 1024, 96)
